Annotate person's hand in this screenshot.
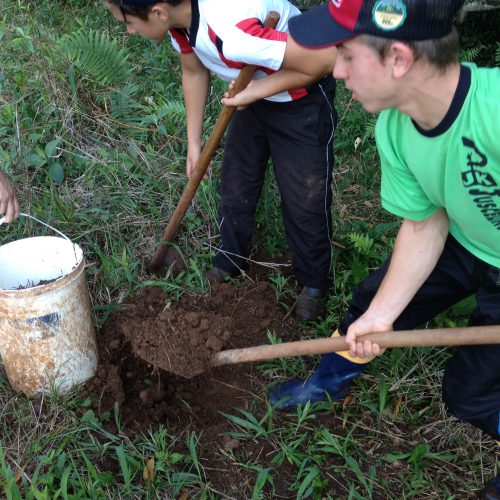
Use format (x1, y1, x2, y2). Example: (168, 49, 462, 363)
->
(185, 143, 211, 180)
(186, 145, 200, 179)
(221, 79, 256, 109)
(345, 314, 392, 358)
(0, 171, 20, 224)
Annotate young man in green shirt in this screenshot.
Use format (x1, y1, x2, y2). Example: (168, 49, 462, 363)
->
(269, 0, 500, 496)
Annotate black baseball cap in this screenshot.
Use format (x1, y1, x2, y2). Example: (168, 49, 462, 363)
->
(289, 0, 465, 48)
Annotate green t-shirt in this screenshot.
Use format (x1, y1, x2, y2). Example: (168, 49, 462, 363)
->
(377, 64, 500, 268)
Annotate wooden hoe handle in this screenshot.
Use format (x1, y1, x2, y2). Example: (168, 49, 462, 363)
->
(148, 11, 281, 272)
(213, 325, 500, 367)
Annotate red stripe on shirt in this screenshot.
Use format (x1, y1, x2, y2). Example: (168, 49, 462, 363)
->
(236, 18, 287, 42)
(207, 25, 217, 46)
(288, 87, 308, 100)
(208, 25, 245, 69)
(169, 29, 193, 54)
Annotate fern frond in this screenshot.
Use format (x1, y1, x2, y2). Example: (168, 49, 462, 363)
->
(104, 84, 150, 137)
(106, 84, 143, 117)
(362, 115, 378, 143)
(60, 29, 132, 86)
(154, 100, 187, 126)
(460, 44, 485, 63)
(348, 232, 374, 256)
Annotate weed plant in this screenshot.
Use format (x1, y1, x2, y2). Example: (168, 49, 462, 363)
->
(0, 1, 499, 498)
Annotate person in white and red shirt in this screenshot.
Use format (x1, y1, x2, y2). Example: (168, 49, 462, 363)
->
(105, 0, 338, 321)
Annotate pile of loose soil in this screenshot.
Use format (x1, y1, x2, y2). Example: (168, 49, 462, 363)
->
(121, 283, 234, 378)
(83, 278, 298, 432)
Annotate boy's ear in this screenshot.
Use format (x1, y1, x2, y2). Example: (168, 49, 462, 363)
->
(388, 42, 415, 79)
(151, 3, 170, 23)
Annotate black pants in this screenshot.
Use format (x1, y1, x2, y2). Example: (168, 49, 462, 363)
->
(213, 76, 337, 290)
(339, 235, 500, 439)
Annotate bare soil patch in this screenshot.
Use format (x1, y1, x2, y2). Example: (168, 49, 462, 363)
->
(82, 273, 304, 496)
(83, 277, 297, 432)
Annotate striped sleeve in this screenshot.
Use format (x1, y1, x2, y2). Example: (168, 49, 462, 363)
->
(169, 29, 193, 54)
(211, 18, 288, 71)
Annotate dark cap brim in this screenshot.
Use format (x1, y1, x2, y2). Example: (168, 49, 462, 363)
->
(289, 4, 355, 48)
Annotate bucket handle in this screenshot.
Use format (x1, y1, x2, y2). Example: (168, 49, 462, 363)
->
(17, 213, 72, 242)
(1, 213, 79, 265)
(1, 213, 71, 241)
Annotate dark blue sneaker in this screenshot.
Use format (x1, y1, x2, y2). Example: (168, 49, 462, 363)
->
(270, 352, 367, 410)
(479, 475, 500, 499)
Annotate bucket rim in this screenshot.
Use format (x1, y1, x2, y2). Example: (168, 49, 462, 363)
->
(0, 236, 85, 296)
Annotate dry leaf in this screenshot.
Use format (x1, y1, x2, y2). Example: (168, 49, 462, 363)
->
(142, 457, 155, 483)
(343, 394, 353, 409)
(393, 394, 403, 418)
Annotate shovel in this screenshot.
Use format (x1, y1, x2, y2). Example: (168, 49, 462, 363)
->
(130, 325, 500, 379)
(212, 325, 500, 368)
(147, 11, 281, 273)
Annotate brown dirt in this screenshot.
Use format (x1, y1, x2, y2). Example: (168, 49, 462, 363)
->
(122, 283, 234, 378)
(82, 272, 305, 496)
(83, 278, 298, 432)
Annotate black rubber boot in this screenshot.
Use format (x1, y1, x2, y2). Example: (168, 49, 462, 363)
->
(204, 266, 231, 283)
(295, 287, 326, 322)
(269, 352, 367, 410)
(478, 475, 500, 499)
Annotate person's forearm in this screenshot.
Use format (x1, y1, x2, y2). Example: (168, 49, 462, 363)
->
(365, 209, 449, 325)
(281, 36, 336, 81)
(243, 69, 320, 101)
(181, 61, 210, 149)
(222, 36, 336, 107)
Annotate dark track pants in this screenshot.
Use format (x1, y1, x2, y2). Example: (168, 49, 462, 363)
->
(339, 235, 500, 439)
(213, 76, 337, 290)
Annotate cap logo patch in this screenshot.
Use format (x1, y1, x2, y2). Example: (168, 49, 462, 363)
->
(372, 0, 407, 31)
(331, 0, 343, 7)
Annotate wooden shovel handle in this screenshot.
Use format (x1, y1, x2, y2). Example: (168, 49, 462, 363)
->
(148, 11, 281, 272)
(213, 325, 500, 367)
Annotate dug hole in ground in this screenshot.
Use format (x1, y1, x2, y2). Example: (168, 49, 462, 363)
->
(83, 265, 303, 449)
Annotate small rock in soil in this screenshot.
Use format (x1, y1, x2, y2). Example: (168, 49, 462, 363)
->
(206, 335, 224, 351)
(223, 437, 241, 452)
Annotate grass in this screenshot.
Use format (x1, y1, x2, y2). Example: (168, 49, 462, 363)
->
(1, 1, 499, 498)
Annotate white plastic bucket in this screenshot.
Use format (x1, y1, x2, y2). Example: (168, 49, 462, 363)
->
(0, 233, 98, 396)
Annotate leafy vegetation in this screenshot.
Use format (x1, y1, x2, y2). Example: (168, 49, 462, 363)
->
(62, 28, 133, 85)
(0, 1, 499, 498)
